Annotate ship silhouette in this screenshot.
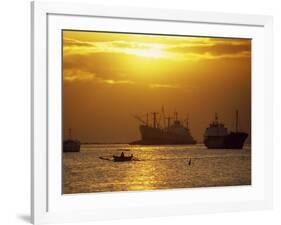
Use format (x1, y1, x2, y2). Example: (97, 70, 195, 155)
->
(204, 111, 248, 149)
(131, 107, 196, 145)
(63, 128, 80, 152)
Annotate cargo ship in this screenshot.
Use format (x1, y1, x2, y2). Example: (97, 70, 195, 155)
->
(63, 128, 80, 152)
(131, 107, 196, 145)
(204, 111, 248, 149)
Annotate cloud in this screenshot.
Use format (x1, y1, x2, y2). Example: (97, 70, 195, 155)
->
(63, 34, 251, 89)
(63, 69, 182, 91)
(149, 83, 180, 89)
(63, 38, 168, 59)
(64, 38, 165, 49)
(99, 79, 135, 85)
(167, 39, 251, 57)
(177, 50, 251, 61)
(64, 69, 135, 86)
(63, 38, 94, 47)
(63, 36, 251, 61)
(63, 52, 128, 81)
(63, 69, 95, 82)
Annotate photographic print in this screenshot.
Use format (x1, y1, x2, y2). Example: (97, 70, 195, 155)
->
(62, 30, 251, 194)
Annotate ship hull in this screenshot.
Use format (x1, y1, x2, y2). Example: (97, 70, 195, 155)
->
(204, 132, 248, 149)
(63, 140, 80, 152)
(131, 125, 197, 145)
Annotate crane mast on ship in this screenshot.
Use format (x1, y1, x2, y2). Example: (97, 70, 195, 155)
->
(133, 106, 192, 130)
(130, 106, 197, 145)
(235, 110, 239, 132)
(151, 112, 159, 128)
(165, 115, 173, 128)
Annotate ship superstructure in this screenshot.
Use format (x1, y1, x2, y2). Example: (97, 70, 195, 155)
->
(131, 107, 196, 145)
(204, 111, 248, 149)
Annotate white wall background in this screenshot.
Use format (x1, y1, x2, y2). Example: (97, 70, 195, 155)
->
(0, 0, 280, 224)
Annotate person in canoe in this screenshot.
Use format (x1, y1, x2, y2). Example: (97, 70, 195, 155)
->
(113, 152, 133, 162)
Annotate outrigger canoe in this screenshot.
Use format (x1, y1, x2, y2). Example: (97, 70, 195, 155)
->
(113, 154, 133, 162)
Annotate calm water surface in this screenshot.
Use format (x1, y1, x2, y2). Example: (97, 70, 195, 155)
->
(63, 144, 251, 194)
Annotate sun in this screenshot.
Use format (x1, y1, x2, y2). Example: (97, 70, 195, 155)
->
(132, 48, 166, 58)
(123, 44, 168, 59)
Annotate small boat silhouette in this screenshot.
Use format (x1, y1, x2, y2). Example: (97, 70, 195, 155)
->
(113, 152, 133, 162)
(63, 128, 80, 152)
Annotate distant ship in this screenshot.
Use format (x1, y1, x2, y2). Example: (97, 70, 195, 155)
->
(63, 128, 80, 152)
(204, 111, 248, 149)
(131, 107, 196, 145)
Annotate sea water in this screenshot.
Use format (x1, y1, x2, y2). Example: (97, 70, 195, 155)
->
(63, 144, 251, 194)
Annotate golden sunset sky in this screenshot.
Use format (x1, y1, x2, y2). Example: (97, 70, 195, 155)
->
(63, 30, 251, 143)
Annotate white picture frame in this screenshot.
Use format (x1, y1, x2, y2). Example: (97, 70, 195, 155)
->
(31, 1, 273, 224)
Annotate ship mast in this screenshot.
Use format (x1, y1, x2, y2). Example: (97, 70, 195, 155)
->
(161, 105, 166, 128)
(186, 114, 189, 129)
(69, 128, 72, 139)
(215, 112, 218, 124)
(132, 114, 147, 125)
(151, 112, 159, 128)
(174, 111, 178, 121)
(166, 115, 173, 128)
(235, 110, 239, 132)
